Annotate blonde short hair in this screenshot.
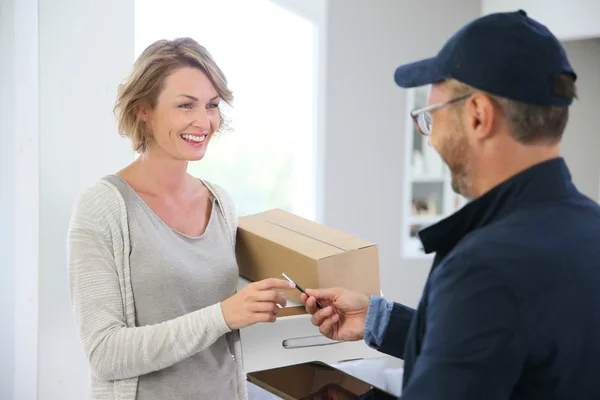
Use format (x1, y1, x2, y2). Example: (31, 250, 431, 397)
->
(114, 38, 233, 153)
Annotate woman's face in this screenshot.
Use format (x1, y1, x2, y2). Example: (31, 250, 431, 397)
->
(140, 66, 221, 161)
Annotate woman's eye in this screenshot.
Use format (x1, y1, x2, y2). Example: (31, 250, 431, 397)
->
(207, 103, 220, 109)
(179, 103, 194, 109)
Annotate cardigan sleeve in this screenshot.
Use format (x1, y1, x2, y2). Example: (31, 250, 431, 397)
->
(67, 182, 232, 381)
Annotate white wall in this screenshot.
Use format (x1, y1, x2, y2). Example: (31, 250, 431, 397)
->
(12, 0, 40, 397)
(482, 0, 600, 41)
(322, 0, 481, 307)
(0, 0, 17, 398)
(560, 39, 600, 201)
(36, 0, 135, 398)
(1, 0, 39, 398)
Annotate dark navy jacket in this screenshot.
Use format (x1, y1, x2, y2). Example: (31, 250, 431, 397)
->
(372, 158, 600, 399)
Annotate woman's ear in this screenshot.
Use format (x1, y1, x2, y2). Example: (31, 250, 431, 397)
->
(137, 101, 153, 123)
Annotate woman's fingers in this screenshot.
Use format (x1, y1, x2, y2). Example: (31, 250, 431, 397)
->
(254, 278, 295, 291)
(252, 290, 287, 307)
(250, 301, 281, 315)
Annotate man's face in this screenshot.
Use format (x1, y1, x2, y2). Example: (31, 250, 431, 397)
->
(427, 83, 474, 199)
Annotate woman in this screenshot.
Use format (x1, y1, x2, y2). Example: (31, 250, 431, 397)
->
(67, 37, 294, 400)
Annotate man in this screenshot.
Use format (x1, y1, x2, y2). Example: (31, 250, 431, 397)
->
(300, 10, 600, 399)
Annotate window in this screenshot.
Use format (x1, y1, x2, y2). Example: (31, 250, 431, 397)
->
(135, 0, 318, 219)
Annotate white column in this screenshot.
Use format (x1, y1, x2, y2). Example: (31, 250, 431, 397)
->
(0, 0, 18, 396)
(13, 0, 40, 398)
(0, 0, 40, 398)
(36, 0, 134, 398)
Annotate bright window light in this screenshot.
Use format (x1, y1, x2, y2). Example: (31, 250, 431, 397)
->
(135, 0, 318, 220)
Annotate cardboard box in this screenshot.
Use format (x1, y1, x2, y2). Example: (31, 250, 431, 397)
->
(240, 310, 383, 374)
(236, 208, 380, 305)
(237, 277, 383, 373)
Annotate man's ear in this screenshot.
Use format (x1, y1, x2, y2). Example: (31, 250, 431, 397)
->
(465, 93, 496, 140)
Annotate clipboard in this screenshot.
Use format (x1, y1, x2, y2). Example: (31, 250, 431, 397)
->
(247, 361, 397, 400)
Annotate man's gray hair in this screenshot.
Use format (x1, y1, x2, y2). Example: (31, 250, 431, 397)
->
(451, 74, 577, 144)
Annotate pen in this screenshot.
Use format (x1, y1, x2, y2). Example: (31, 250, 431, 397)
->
(282, 272, 324, 309)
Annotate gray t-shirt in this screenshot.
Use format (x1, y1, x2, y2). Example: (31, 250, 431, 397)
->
(108, 175, 239, 400)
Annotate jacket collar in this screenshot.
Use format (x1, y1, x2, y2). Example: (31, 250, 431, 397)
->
(418, 157, 575, 254)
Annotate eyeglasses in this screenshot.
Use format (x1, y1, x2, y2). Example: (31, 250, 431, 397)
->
(410, 93, 472, 136)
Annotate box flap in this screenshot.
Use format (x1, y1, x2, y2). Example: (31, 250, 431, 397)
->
(238, 209, 375, 260)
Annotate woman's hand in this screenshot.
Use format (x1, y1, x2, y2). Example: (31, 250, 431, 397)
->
(221, 278, 295, 330)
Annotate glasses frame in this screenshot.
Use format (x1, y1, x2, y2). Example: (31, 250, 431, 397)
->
(410, 93, 473, 136)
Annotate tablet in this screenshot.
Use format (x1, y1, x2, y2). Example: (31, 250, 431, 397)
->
(247, 361, 397, 400)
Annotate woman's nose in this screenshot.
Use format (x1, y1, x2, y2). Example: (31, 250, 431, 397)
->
(191, 108, 210, 130)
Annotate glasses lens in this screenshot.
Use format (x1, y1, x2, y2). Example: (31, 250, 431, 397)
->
(424, 112, 432, 134)
(417, 112, 432, 135)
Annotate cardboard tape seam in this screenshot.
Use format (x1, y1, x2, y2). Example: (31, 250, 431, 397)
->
(260, 218, 349, 252)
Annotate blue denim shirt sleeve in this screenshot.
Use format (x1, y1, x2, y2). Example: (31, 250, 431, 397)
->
(363, 295, 394, 350)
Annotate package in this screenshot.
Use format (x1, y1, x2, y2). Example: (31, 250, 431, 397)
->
(236, 208, 381, 305)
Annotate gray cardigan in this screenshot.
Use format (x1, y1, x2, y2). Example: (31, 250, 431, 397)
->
(67, 178, 247, 400)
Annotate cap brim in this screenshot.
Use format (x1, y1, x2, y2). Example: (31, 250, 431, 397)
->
(394, 57, 448, 88)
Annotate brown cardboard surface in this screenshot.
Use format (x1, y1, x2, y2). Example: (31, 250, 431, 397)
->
(277, 306, 307, 317)
(237, 209, 380, 305)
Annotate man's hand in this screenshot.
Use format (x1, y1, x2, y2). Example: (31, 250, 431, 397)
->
(300, 287, 370, 341)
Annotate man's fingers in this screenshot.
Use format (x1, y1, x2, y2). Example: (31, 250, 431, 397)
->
(304, 296, 318, 315)
(300, 293, 308, 303)
(318, 315, 336, 338)
(311, 306, 333, 327)
(304, 288, 338, 303)
(255, 278, 295, 291)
